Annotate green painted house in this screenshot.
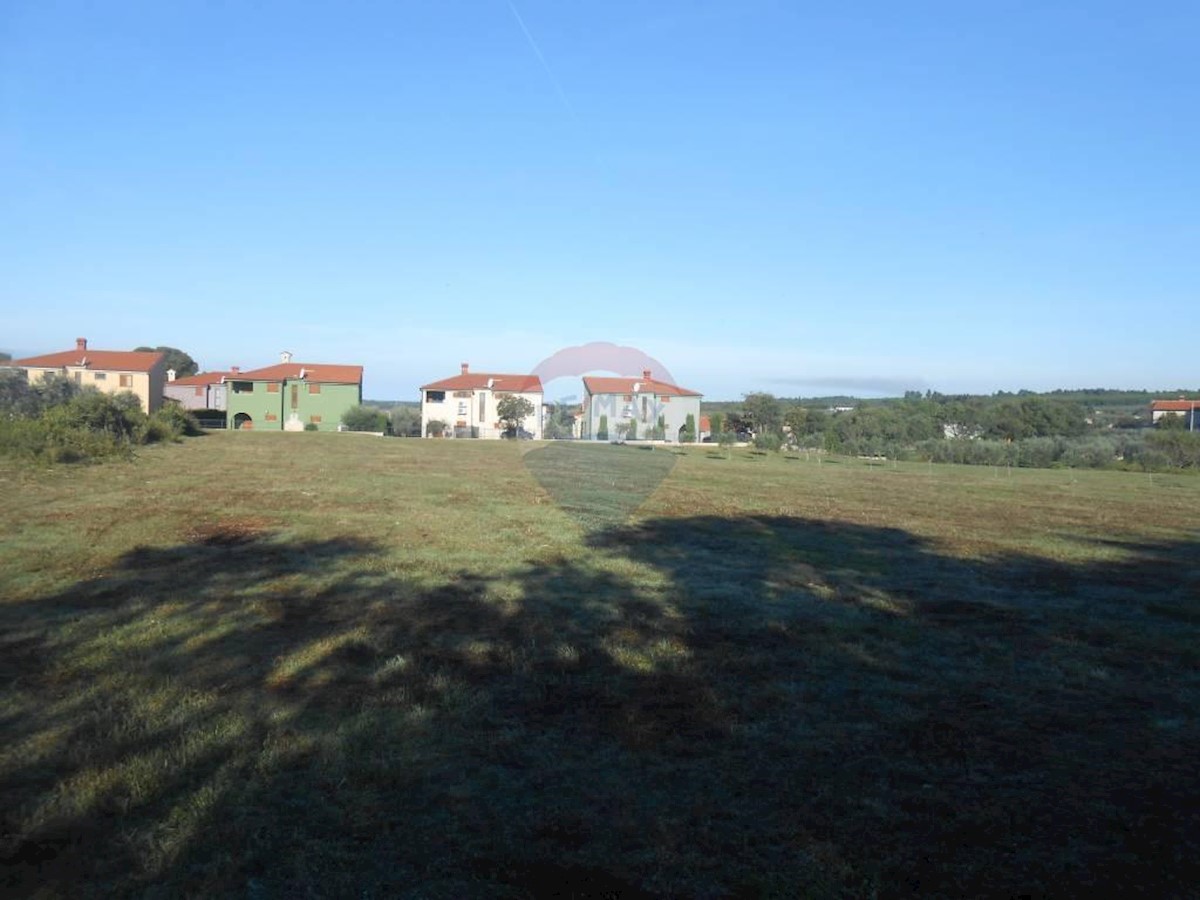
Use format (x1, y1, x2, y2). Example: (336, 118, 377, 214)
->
(226, 353, 364, 432)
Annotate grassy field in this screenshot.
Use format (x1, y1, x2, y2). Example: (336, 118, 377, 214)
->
(2, 433, 1198, 898)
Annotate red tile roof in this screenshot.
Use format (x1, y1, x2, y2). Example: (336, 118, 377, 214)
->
(234, 363, 363, 384)
(421, 372, 543, 393)
(13, 348, 164, 372)
(166, 370, 240, 387)
(583, 375, 701, 398)
(1151, 399, 1199, 412)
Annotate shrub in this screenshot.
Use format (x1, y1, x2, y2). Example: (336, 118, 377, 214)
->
(597, 415, 609, 441)
(753, 432, 783, 452)
(152, 403, 203, 439)
(304, 422, 319, 432)
(681, 413, 696, 443)
(341, 405, 389, 432)
(426, 419, 446, 437)
(626, 419, 637, 441)
(45, 392, 144, 441)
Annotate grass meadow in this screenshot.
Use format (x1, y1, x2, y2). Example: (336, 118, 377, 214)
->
(1, 434, 1198, 897)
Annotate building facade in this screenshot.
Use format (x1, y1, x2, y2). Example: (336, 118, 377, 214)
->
(163, 368, 240, 412)
(1150, 399, 1199, 429)
(10, 338, 167, 413)
(420, 364, 544, 439)
(225, 352, 363, 432)
(581, 370, 702, 442)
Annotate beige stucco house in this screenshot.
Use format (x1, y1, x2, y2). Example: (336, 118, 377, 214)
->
(420, 363, 544, 438)
(11, 338, 167, 413)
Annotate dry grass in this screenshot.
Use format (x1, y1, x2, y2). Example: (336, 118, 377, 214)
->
(1, 434, 1197, 897)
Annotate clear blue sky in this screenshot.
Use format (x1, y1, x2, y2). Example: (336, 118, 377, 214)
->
(3, 1, 1197, 400)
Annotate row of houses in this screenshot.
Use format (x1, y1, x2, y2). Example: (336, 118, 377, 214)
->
(7, 340, 705, 441)
(419, 363, 704, 442)
(8, 339, 364, 432)
(19, 339, 1186, 440)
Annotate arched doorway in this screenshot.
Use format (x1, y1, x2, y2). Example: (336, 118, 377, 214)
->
(233, 413, 253, 430)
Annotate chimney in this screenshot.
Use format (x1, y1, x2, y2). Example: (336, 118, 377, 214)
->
(76, 337, 87, 352)
(642, 369, 652, 380)
(461, 362, 469, 375)
(280, 350, 293, 364)
(231, 366, 240, 375)
(167, 368, 176, 382)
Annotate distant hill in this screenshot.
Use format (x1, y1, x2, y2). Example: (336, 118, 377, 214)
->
(364, 399, 419, 410)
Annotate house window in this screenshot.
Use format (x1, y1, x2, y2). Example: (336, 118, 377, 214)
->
(43, 370, 55, 378)
(426, 391, 445, 403)
(623, 394, 633, 401)
(232, 381, 253, 393)
(453, 391, 472, 398)
(94, 372, 107, 381)
(661, 395, 670, 403)
(308, 383, 321, 394)
(310, 415, 322, 424)
(266, 413, 278, 422)
(119, 374, 132, 387)
(267, 383, 280, 393)
(194, 387, 203, 396)
(457, 402, 467, 415)
(74, 372, 82, 385)
(642, 397, 648, 419)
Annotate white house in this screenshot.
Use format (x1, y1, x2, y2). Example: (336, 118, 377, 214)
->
(420, 363, 544, 439)
(1150, 398, 1199, 429)
(580, 369, 702, 442)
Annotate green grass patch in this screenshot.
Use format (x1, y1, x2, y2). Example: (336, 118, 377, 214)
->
(1, 434, 1198, 897)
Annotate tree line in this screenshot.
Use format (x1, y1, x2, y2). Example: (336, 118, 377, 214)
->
(710, 390, 1200, 472)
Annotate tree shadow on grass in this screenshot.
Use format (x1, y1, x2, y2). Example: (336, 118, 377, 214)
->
(1, 517, 1197, 898)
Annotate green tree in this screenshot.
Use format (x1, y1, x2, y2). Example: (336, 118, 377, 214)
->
(709, 411, 724, 436)
(626, 418, 637, 440)
(783, 405, 808, 440)
(543, 401, 576, 439)
(496, 395, 535, 437)
(717, 430, 735, 458)
(681, 413, 696, 443)
(597, 414, 609, 441)
(342, 406, 389, 432)
(743, 392, 782, 437)
(1156, 412, 1186, 431)
(426, 419, 447, 437)
(135, 346, 198, 378)
(390, 405, 421, 437)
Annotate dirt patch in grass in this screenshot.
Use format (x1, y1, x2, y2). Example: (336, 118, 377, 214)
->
(184, 517, 278, 546)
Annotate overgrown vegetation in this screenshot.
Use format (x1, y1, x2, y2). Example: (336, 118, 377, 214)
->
(1, 436, 1196, 896)
(340, 405, 389, 432)
(708, 388, 1200, 472)
(0, 371, 200, 463)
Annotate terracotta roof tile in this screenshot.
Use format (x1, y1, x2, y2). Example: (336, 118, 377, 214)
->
(13, 348, 164, 372)
(234, 363, 363, 384)
(421, 372, 543, 393)
(166, 370, 241, 387)
(582, 375, 701, 398)
(1151, 399, 1199, 411)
